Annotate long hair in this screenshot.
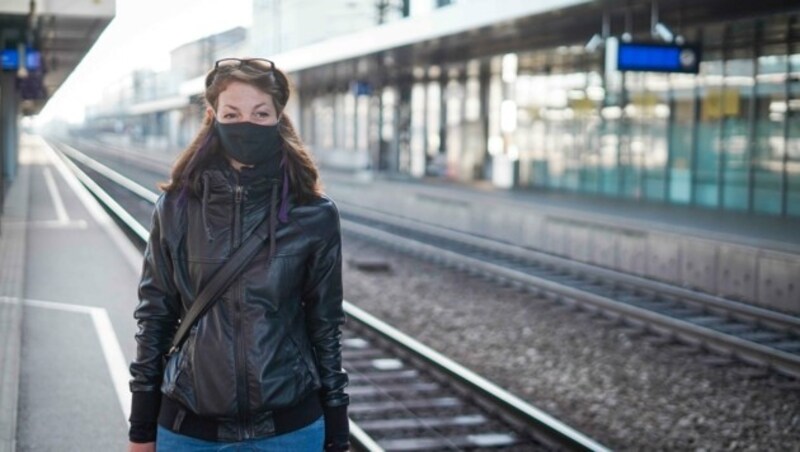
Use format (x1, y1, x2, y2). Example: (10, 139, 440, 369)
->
(159, 60, 323, 204)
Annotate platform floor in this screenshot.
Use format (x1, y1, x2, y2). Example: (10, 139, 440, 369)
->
(325, 169, 800, 254)
(0, 135, 143, 451)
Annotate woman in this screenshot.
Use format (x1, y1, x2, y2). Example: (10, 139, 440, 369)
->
(128, 58, 349, 451)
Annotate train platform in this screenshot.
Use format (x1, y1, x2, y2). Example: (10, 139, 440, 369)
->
(324, 169, 800, 253)
(321, 168, 800, 315)
(0, 134, 141, 451)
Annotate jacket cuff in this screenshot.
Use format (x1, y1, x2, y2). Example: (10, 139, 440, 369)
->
(323, 404, 349, 451)
(129, 391, 161, 442)
(129, 421, 157, 443)
(130, 390, 162, 422)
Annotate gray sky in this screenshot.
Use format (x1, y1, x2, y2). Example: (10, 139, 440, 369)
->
(38, 0, 251, 124)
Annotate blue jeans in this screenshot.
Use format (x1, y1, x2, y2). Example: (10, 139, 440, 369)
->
(155, 416, 325, 451)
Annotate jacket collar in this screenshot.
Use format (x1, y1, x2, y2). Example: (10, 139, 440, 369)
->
(199, 155, 280, 203)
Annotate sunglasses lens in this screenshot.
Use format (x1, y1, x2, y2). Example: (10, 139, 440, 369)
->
(214, 58, 274, 72)
(246, 59, 273, 71)
(216, 59, 241, 69)
(209, 59, 275, 88)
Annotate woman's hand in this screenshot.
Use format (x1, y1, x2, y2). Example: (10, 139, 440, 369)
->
(128, 442, 155, 452)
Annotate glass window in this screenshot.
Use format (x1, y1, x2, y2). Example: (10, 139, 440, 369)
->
(462, 60, 485, 181)
(367, 93, 382, 170)
(426, 80, 442, 158)
(445, 69, 465, 180)
(488, 56, 508, 182)
(380, 87, 397, 171)
(787, 18, 800, 217)
(669, 72, 696, 204)
(344, 92, 356, 150)
(723, 38, 756, 213)
(510, 48, 604, 192)
(397, 86, 412, 174)
(357, 95, 369, 152)
(410, 82, 426, 177)
(335, 92, 346, 150)
(311, 95, 335, 150)
(753, 39, 787, 215)
(601, 41, 624, 197)
(696, 27, 725, 208)
(577, 70, 604, 195)
(624, 71, 670, 201)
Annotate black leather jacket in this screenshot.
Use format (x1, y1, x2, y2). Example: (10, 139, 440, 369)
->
(129, 159, 349, 441)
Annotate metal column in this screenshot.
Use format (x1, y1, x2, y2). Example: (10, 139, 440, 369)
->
(1, 72, 20, 216)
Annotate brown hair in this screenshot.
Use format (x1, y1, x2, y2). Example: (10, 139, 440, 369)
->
(159, 59, 322, 204)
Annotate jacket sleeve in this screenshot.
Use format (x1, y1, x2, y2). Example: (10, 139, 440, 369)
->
(302, 199, 349, 409)
(128, 195, 181, 441)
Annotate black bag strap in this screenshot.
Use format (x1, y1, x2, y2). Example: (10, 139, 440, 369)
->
(167, 217, 271, 356)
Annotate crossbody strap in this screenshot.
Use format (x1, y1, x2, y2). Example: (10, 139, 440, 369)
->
(168, 217, 271, 356)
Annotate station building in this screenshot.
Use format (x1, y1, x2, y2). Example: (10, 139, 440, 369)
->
(257, 0, 798, 218)
(81, 0, 800, 219)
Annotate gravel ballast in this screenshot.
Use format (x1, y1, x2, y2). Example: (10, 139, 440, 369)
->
(340, 233, 800, 451)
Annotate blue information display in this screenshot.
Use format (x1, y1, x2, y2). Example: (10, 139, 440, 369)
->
(617, 42, 700, 73)
(351, 80, 373, 96)
(1, 49, 42, 71)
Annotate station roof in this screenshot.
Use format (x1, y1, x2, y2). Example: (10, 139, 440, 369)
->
(286, 0, 796, 91)
(179, 0, 590, 97)
(0, 0, 115, 115)
(180, 0, 795, 96)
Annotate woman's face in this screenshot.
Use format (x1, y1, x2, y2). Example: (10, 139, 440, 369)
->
(212, 81, 279, 126)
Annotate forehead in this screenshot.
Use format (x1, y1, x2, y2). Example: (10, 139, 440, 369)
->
(217, 81, 275, 110)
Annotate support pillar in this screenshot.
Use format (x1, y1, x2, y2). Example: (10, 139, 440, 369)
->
(1, 72, 21, 216)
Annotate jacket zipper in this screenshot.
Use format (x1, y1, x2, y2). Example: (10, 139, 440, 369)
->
(232, 183, 252, 439)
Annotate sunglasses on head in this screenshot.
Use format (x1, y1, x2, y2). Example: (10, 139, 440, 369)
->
(206, 58, 276, 87)
(214, 58, 275, 72)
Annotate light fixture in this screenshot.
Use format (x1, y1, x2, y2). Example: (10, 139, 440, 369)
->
(653, 22, 674, 43)
(650, 1, 676, 43)
(585, 33, 604, 53)
(586, 11, 610, 54)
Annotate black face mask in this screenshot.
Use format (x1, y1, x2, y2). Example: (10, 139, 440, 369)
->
(214, 121, 282, 166)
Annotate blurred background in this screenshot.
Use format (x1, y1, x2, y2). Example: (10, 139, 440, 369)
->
(1, 1, 800, 451)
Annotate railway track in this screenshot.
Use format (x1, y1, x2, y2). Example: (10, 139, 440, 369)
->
(54, 137, 800, 381)
(46, 138, 608, 450)
(336, 205, 800, 379)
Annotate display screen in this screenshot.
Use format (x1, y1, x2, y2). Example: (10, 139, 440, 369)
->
(1, 49, 18, 70)
(1, 49, 42, 71)
(617, 42, 700, 73)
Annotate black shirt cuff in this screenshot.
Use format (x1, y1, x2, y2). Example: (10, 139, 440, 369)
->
(129, 391, 162, 443)
(323, 404, 349, 451)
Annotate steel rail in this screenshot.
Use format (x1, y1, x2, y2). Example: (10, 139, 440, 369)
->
(47, 140, 150, 242)
(344, 302, 611, 451)
(349, 420, 385, 452)
(55, 141, 160, 204)
(341, 218, 800, 379)
(71, 137, 175, 175)
(338, 202, 800, 336)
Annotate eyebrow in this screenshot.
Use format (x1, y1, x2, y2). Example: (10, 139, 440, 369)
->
(221, 103, 272, 111)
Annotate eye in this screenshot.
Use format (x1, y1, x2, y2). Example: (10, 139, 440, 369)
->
(256, 112, 270, 118)
(223, 113, 237, 119)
